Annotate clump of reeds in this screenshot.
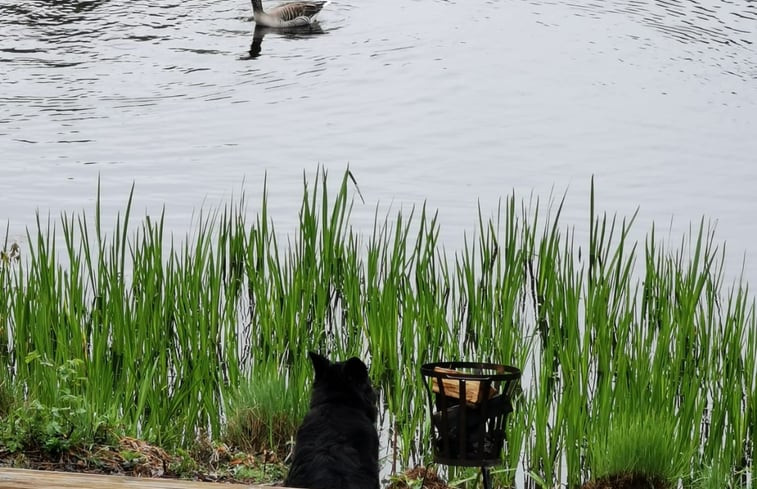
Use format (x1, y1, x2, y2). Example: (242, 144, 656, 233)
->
(587, 409, 691, 488)
(224, 362, 309, 456)
(0, 170, 754, 489)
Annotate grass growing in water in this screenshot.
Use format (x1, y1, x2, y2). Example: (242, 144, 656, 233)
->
(588, 409, 691, 487)
(0, 170, 754, 488)
(224, 361, 310, 456)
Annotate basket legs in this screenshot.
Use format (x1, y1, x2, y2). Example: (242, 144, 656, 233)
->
(481, 466, 492, 489)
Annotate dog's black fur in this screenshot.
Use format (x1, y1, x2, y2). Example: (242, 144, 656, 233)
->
(284, 352, 379, 489)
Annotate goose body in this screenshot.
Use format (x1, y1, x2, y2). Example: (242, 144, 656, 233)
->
(251, 0, 328, 27)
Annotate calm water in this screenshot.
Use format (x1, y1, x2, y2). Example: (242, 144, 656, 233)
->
(1, 0, 757, 276)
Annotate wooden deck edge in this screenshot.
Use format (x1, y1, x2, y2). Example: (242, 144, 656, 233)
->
(0, 468, 282, 489)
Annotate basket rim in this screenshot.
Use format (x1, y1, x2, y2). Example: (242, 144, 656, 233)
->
(420, 361, 521, 381)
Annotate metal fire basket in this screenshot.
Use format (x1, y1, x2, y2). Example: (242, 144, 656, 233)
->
(421, 361, 521, 489)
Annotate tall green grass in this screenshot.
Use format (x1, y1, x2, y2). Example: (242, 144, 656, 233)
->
(0, 170, 754, 488)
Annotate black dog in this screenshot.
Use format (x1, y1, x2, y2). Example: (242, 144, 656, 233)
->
(285, 352, 379, 489)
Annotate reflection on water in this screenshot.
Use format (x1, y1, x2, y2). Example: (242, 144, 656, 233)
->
(245, 23, 326, 60)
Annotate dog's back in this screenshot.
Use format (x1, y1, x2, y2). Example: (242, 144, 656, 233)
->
(285, 352, 379, 489)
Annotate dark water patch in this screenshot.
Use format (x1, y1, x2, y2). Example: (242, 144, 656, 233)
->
(0, 48, 47, 54)
(124, 35, 170, 42)
(39, 106, 92, 114)
(173, 48, 226, 55)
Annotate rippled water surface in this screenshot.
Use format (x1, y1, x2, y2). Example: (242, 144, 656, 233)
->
(1, 0, 757, 275)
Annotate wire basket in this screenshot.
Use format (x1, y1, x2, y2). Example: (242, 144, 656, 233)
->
(421, 361, 521, 467)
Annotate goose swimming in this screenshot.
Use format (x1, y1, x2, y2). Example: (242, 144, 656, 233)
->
(251, 0, 328, 28)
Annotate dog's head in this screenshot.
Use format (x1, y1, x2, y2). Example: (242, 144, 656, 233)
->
(308, 351, 378, 423)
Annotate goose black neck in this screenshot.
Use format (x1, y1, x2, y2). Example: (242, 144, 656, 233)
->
(251, 0, 264, 14)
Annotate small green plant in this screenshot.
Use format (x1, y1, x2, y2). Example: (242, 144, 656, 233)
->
(1, 399, 75, 455)
(169, 448, 200, 478)
(119, 449, 144, 464)
(388, 473, 425, 489)
(0, 358, 119, 456)
(234, 462, 285, 483)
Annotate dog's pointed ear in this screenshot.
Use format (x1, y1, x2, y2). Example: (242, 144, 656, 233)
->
(344, 357, 368, 383)
(309, 351, 330, 378)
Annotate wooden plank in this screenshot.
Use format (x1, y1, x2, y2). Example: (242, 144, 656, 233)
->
(430, 367, 497, 404)
(0, 468, 270, 489)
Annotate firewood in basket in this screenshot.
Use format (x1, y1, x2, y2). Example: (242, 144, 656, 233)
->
(431, 367, 497, 404)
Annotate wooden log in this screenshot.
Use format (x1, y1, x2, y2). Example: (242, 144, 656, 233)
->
(430, 367, 497, 404)
(0, 468, 266, 489)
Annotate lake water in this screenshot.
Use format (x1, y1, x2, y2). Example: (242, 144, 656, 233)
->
(1, 0, 757, 279)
